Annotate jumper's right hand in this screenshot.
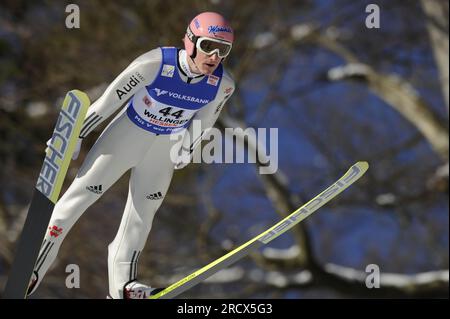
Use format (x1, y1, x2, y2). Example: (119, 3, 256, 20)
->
(71, 137, 82, 160)
(45, 137, 83, 160)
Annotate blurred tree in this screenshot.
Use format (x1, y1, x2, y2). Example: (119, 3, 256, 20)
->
(0, 0, 448, 298)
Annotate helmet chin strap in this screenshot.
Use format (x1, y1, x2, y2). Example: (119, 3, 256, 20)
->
(190, 56, 202, 74)
(186, 53, 204, 76)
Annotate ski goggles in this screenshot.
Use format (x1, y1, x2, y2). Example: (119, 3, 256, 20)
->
(196, 37, 232, 58)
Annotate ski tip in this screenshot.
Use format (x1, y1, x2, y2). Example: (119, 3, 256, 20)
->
(68, 89, 91, 105)
(355, 161, 369, 172)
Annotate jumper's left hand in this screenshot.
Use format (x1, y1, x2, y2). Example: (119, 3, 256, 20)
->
(174, 151, 191, 170)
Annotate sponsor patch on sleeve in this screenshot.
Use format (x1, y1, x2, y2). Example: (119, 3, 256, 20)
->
(224, 87, 233, 94)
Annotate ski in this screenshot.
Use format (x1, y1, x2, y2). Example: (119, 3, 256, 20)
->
(150, 161, 369, 299)
(3, 90, 90, 299)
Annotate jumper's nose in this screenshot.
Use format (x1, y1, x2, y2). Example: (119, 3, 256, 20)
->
(209, 52, 220, 62)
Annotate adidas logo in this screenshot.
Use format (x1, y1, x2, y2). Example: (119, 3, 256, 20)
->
(86, 185, 103, 194)
(146, 192, 163, 200)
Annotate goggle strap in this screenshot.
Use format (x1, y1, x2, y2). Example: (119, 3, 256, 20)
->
(186, 26, 198, 43)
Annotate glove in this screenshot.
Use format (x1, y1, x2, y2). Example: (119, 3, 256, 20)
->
(45, 137, 83, 160)
(174, 150, 192, 170)
(71, 137, 83, 160)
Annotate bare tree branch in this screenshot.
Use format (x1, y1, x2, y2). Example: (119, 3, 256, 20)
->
(325, 62, 449, 161)
(421, 0, 449, 113)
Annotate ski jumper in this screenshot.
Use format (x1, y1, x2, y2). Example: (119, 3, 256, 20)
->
(30, 47, 235, 299)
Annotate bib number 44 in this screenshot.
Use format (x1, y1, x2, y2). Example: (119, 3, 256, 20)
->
(159, 107, 184, 119)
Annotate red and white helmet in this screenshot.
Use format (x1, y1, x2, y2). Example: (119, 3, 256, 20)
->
(184, 12, 234, 58)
